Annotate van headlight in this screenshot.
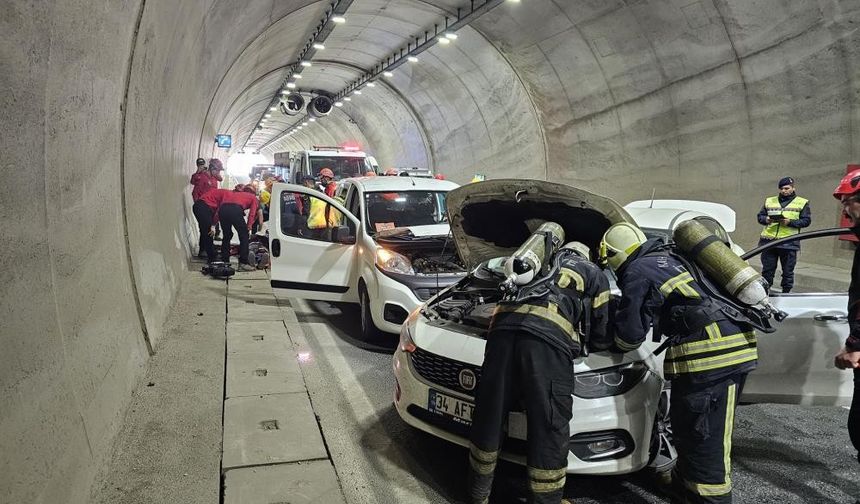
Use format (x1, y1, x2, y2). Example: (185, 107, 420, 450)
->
(376, 247, 414, 275)
(574, 363, 648, 399)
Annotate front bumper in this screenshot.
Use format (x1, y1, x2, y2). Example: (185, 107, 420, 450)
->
(392, 346, 662, 475)
(368, 271, 463, 334)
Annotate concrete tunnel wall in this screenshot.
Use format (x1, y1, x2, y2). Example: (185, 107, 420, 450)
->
(1, 1, 859, 502)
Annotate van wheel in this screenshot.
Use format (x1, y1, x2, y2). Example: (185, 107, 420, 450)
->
(359, 283, 381, 340)
(648, 385, 676, 473)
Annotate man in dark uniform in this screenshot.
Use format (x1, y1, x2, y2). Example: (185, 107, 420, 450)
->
(600, 222, 757, 504)
(756, 176, 811, 293)
(833, 172, 860, 499)
(467, 241, 611, 504)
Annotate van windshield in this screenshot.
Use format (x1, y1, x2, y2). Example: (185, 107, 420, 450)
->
(364, 191, 449, 234)
(309, 156, 371, 180)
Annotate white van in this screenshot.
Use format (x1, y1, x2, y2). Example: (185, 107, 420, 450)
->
(290, 146, 376, 184)
(268, 175, 466, 338)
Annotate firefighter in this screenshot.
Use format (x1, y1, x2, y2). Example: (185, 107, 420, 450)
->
(216, 186, 262, 271)
(832, 172, 860, 476)
(467, 240, 611, 504)
(319, 167, 337, 196)
(600, 222, 757, 504)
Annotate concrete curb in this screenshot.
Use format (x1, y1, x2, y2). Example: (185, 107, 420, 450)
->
(220, 274, 347, 504)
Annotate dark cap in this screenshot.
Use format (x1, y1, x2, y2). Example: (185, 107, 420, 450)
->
(196, 157, 206, 166)
(778, 177, 794, 187)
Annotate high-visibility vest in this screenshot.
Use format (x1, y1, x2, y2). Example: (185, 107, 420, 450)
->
(760, 196, 808, 240)
(307, 196, 343, 229)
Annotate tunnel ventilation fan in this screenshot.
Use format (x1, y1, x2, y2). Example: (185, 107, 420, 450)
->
(307, 96, 333, 118)
(280, 93, 305, 116)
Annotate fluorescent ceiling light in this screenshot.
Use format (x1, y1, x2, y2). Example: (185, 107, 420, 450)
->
(281, 89, 289, 94)
(353, 90, 362, 95)
(332, 15, 346, 23)
(334, 101, 343, 107)
(366, 82, 376, 87)
(313, 43, 325, 50)
(300, 61, 312, 67)
(269, 106, 277, 111)
(408, 56, 418, 63)
(286, 82, 297, 89)
(264, 113, 271, 118)
(293, 74, 303, 79)
(309, 118, 316, 122)
(344, 97, 352, 101)
(383, 71, 394, 78)
(437, 37, 450, 45)
(445, 32, 458, 40)
(302, 122, 308, 126)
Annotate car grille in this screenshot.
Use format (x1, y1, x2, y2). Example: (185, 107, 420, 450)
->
(410, 347, 482, 396)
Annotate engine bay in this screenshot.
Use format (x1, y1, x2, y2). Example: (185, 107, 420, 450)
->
(424, 259, 507, 330)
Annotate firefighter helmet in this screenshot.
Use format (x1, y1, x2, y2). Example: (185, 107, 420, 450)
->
(319, 168, 335, 179)
(833, 171, 860, 200)
(599, 222, 646, 271)
(561, 241, 590, 260)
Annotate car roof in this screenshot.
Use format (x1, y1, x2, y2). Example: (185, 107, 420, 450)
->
(345, 176, 459, 192)
(626, 207, 713, 231)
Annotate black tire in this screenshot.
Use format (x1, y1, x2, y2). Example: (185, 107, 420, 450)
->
(647, 385, 677, 474)
(359, 282, 381, 340)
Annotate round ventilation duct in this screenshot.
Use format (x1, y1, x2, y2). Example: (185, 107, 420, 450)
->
(307, 96, 333, 118)
(279, 93, 305, 116)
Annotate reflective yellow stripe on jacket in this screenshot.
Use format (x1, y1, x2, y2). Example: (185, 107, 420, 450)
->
(493, 303, 579, 343)
(760, 196, 807, 239)
(659, 272, 757, 376)
(665, 326, 758, 376)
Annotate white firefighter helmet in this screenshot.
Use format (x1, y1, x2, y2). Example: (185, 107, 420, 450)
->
(561, 241, 590, 260)
(600, 222, 646, 271)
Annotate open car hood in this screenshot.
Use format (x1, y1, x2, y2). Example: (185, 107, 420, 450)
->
(446, 179, 636, 268)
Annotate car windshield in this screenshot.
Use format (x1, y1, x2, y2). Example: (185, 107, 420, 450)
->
(364, 191, 449, 233)
(310, 156, 371, 180)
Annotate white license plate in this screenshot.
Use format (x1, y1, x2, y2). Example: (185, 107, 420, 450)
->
(428, 389, 474, 424)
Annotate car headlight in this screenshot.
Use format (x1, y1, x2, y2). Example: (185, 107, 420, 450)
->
(399, 317, 417, 353)
(574, 362, 648, 399)
(376, 247, 414, 275)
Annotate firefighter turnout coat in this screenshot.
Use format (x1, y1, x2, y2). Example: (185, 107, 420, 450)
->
(612, 239, 758, 382)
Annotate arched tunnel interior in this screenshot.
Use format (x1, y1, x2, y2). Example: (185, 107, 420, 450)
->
(2, 1, 859, 501)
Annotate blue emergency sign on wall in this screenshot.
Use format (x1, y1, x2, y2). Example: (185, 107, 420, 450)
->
(215, 134, 232, 148)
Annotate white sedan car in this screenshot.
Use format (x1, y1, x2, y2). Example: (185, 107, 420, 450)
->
(392, 179, 850, 477)
(268, 176, 466, 337)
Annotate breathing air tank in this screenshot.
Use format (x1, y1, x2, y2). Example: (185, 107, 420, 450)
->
(673, 219, 768, 307)
(502, 222, 565, 290)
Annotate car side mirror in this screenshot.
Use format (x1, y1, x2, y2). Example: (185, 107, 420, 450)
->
(332, 225, 356, 245)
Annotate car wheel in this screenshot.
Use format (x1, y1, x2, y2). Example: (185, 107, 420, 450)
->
(359, 282, 381, 340)
(647, 384, 677, 473)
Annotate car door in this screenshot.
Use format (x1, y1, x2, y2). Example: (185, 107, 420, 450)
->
(269, 183, 360, 302)
(739, 233, 850, 405)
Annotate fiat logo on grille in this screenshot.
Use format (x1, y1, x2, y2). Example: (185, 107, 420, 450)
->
(459, 369, 477, 391)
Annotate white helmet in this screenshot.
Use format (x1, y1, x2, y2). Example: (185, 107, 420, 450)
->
(600, 222, 647, 271)
(561, 241, 590, 260)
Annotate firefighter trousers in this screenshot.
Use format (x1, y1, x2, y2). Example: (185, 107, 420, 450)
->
(670, 374, 746, 504)
(219, 203, 250, 264)
(467, 330, 573, 504)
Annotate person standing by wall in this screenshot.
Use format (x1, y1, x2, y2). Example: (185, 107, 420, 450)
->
(756, 176, 811, 293)
(192, 188, 230, 264)
(190, 158, 210, 257)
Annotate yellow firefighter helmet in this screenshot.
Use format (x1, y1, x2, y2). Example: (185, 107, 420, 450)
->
(599, 222, 646, 271)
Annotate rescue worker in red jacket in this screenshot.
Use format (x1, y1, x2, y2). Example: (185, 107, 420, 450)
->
(216, 186, 262, 271)
(600, 222, 757, 503)
(193, 188, 231, 263)
(319, 167, 337, 197)
(833, 172, 860, 478)
(468, 241, 610, 504)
